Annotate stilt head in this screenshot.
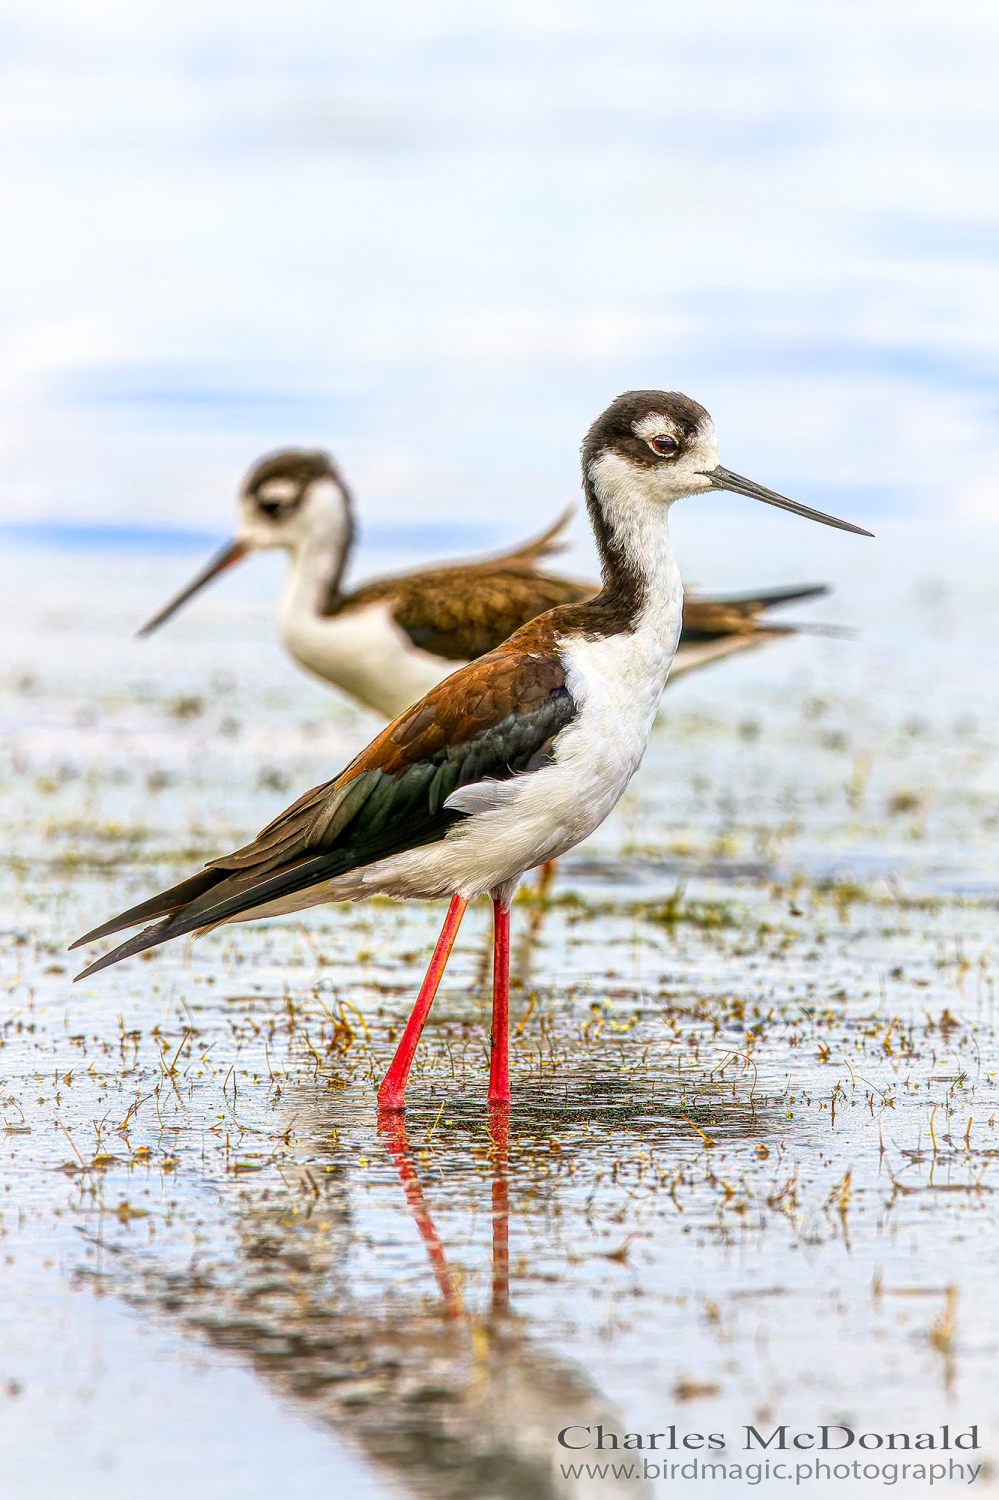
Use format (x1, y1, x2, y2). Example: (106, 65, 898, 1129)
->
(583, 391, 719, 508)
(232, 449, 353, 555)
(137, 449, 354, 636)
(584, 391, 872, 536)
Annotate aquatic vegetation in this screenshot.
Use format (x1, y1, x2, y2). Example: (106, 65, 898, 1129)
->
(1, 551, 998, 1494)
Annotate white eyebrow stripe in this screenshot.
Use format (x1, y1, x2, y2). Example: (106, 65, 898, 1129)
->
(256, 478, 300, 501)
(631, 412, 679, 441)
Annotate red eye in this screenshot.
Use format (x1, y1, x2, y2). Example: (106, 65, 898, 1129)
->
(649, 434, 678, 456)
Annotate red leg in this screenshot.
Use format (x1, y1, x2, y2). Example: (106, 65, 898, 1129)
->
(378, 894, 467, 1111)
(488, 898, 511, 1105)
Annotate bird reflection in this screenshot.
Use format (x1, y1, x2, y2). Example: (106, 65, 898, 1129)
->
(79, 1102, 646, 1499)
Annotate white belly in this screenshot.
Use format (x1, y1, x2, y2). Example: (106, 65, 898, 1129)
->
(279, 600, 460, 720)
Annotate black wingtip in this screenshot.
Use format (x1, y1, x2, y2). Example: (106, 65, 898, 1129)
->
(74, 952, 115, 981)
(73, 952, 128, 981)
(73, 954, 120, 981)
(68, 869, 225, 952)
(758, 582, 830, 606)
(73, 917, 179, 980)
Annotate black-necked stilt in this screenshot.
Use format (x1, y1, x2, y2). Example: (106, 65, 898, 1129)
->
(72, 391, 870, 1112)
(137, 448, 832, 719)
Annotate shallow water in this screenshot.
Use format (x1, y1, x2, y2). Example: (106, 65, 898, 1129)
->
(1, 548, 997, 1498)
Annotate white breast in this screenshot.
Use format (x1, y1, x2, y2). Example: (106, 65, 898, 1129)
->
(445, 619, 681, 878)
(279, 600, 459, 720)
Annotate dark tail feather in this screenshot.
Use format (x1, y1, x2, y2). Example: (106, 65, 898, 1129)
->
(72, 805, 462, 982)
(68, 868, 228, 950)
(72, 852, 333, 980)
(74, 915, 191, 979)
(680, 583, 834, 645)
(707, 583, 829, 610)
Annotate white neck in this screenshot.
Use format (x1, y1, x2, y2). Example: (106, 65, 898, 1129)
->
(275, 480, 352, 626)
(586, 451, 684, 676)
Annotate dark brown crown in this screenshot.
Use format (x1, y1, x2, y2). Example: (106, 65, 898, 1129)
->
(581, 390, 709, 472)
(243, 448, 340, 500)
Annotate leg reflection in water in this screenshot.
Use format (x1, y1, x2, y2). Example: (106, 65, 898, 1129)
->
(490, 1105, 511, 1319)
(378, 1108, 464, 1320)
(374, 1104, 648, 1496)
(378, 1102, 512, 1325)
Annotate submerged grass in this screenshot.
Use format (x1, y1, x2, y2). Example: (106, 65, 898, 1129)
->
(3, 867, 999, 1496)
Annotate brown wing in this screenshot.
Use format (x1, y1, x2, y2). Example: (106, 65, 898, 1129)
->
(71, 642, 575, 976)
(384, 569, 594, 661)
(327, 508, 595, 661)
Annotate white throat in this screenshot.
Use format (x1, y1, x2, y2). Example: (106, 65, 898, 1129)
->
(275, 479, 352, 625)
(587, 450, 684, 662)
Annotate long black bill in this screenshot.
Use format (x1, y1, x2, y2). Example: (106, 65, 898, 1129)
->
(702, 466, 874, 537)
(136, 539, 250, 637)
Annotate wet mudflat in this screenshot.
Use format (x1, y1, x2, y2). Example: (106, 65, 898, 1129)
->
(1, 548, 998, 1498)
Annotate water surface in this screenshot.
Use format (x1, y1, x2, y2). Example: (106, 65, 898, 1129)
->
(0, 548, 997, 1497)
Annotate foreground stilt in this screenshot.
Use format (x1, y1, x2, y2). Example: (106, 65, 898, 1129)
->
(378, 894, 468, 1111)
(488, 899, 511, 1105)
(74, 392, 869, 1124)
